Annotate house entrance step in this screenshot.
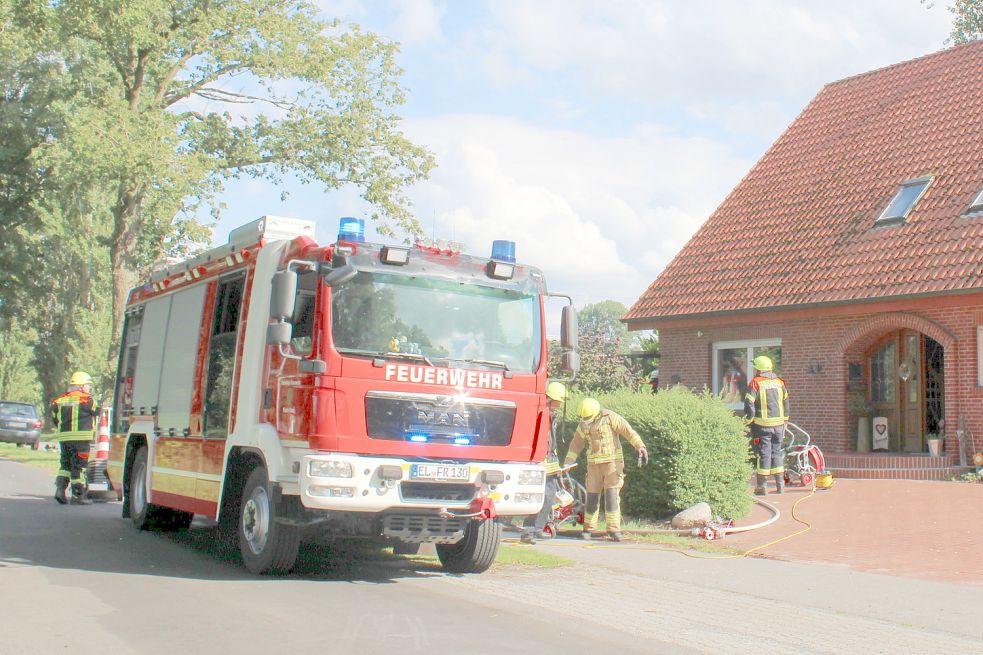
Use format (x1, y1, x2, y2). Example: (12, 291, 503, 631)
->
(824, 452, 974, 480)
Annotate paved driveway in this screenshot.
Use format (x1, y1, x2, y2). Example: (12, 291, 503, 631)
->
(716, 479, 983, 585)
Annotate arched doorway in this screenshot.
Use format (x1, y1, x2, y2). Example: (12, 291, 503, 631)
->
(867, 330, 944, 452)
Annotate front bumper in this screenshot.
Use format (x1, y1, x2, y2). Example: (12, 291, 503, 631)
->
(0, 428, 41, 445)
(297, 453, 545, 516)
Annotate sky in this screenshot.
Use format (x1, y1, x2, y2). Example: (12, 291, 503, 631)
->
(207, 0, 955, 324)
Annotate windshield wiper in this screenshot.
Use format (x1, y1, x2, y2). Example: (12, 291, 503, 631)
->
(338, 348, 433, 366)
(434, 357, 512, 376)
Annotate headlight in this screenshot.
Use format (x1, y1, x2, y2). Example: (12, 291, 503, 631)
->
(309, 460, 353, 478)
(515, 493, 544, 505)
(518, 469, 545, 486)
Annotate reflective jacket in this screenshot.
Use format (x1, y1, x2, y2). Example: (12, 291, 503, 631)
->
(564, 409, 644, 465)
(50, 390, 99, 442)
(744, 372, 790, 427)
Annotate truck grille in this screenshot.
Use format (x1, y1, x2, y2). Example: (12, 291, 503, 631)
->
(382, 512, 468, 544)
(365, 391, 516, 446)
(400, 482, 476, 503)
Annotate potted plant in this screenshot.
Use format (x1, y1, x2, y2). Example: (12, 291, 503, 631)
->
(926, 432, 942, 457)
(850, 394, 874, 453)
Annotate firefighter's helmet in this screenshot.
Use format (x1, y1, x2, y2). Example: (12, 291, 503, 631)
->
(70, 371, 93, 386)
(752, 356, 773, 372)
(577, 398, 601, 421)
(546, 381, 569, 402)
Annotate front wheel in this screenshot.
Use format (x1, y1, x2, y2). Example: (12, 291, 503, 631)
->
(436, 519, 501, 573)
(238, 467, 300, 575)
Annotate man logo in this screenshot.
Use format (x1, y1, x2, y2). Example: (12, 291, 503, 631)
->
(416, 409, 470, 427)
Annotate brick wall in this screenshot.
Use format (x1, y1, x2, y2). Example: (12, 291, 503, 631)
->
(657, 301, 983, 455)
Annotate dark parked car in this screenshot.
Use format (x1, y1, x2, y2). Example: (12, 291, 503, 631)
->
(0, 400, 43, 450)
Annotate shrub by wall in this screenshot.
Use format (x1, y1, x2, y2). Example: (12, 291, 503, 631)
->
(563, 386, 752, 520)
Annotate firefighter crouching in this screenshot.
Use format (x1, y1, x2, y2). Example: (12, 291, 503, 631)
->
(564, 398, 647, 542)
(744, 355, 789, 495)
(50, 371, 99, 505)
(521, 381, 569, 544)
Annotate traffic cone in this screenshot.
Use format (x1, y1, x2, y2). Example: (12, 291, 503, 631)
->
(95, 409, 110, 460)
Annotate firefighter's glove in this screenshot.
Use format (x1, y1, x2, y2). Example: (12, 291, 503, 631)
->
(637, 447, 649, 467)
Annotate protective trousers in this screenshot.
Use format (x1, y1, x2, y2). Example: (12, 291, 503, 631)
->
(524, 476, 559, 531)
(752, 425, 785, 476)
(583, 461, 624, 532)
(57, 440, 90, 498)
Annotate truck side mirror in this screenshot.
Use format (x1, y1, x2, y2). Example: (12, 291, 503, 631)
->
(561, 350, 580, 376)
(560, 305, 578, 350)
(267, 322, 293, 345)
(270, 270, 297, 319)
(323, 264, 357, 287)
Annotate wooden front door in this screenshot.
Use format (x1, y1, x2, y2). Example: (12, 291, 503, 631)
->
(899, 330, 924, 452)
(868, 330, 925, 452)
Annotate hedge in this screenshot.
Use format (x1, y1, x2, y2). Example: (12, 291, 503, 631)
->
(557, 386, 753, 520)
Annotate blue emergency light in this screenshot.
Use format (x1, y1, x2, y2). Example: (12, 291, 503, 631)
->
(490, 240, 516, 263)
(409, 434, 428, 443)
(338, 217, 365, 243)
(453, 437, 471, 446)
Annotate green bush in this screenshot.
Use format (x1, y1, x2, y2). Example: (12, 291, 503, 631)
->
(560, 386, 752, 520)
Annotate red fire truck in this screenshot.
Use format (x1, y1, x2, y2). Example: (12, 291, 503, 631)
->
(107, 216, 578, 574)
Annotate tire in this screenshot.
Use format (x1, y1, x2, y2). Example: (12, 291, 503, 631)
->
(238, 466, 300, 574)
(128, 446, 193, 532)
(436, 519, 501, 574)
(393, 542, 421, 556)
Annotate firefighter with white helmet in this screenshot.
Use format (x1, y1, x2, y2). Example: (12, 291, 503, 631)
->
(563, 398, 647, 541)
(744, 355, 790, 495)
(50, 371, 99, 505)
(521, 381, 569, 543)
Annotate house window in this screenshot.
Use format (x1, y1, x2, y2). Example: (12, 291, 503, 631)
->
(876, 176, 934, 225)
(712, 339, 782, 409)
(967, 187, 983, 215)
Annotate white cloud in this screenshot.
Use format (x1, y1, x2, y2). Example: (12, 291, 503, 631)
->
(403, 114, 751, 310)
(388, 0, 445, 45)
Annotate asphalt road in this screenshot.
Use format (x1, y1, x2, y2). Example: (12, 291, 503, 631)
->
(2, 458, 981, 655)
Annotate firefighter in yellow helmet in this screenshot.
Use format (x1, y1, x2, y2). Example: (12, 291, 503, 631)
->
(50, 371, 99, 505)
(744, 355, 790, 495)
(563, 398, 647, 541)
(521, 381, 569, 544)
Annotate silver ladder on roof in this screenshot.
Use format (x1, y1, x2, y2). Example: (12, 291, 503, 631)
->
(148, 215, 315, 285)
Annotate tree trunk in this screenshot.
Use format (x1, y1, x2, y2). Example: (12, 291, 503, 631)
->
(108, 192, 141, 370)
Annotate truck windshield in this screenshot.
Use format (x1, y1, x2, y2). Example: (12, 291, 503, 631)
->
(331, 271, 542, 373)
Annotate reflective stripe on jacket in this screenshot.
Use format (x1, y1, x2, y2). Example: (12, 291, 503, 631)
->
(50, 391, 98, 441)
(564, 409, 644, 465)
(744, 373, 790, 427)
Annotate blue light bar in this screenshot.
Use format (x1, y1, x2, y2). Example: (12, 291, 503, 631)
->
(453, 437, 471, 446)
(409, 434, 428, 443)
(490, 239, 516, 263)
(338, 216, 365, 243)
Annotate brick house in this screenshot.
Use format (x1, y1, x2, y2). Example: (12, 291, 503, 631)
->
(624, 41, 983, 480)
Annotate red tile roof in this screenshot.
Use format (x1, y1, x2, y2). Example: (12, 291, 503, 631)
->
(625, 41, 983, 324)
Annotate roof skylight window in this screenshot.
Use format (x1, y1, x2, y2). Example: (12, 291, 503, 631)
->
(967, 186, 983, 214)
(876, 176, 934, 225)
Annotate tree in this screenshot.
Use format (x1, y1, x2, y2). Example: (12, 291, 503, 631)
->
(11, 0, 435, 353)
(948, 0, 983, 43)
(566, 301, 644, 394)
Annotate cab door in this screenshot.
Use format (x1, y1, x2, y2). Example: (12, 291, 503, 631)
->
(196, 272, 247, 517)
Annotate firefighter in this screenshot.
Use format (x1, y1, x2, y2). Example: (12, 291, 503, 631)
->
(521, 381, 569, 544)
(563, 398, 647, 542)
(50, 371, 99, 505)
(744, 355, 790, 495)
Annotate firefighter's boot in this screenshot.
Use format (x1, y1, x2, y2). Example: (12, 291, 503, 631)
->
(773, 473, 785, 494)
(54, 476, 69, 505)
(70, 482, 92, 505)
(604, 487, 623, 541)
(754, 474, 768, 496)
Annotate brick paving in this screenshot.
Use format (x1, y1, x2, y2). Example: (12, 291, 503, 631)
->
(719, 479, 983, 585)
